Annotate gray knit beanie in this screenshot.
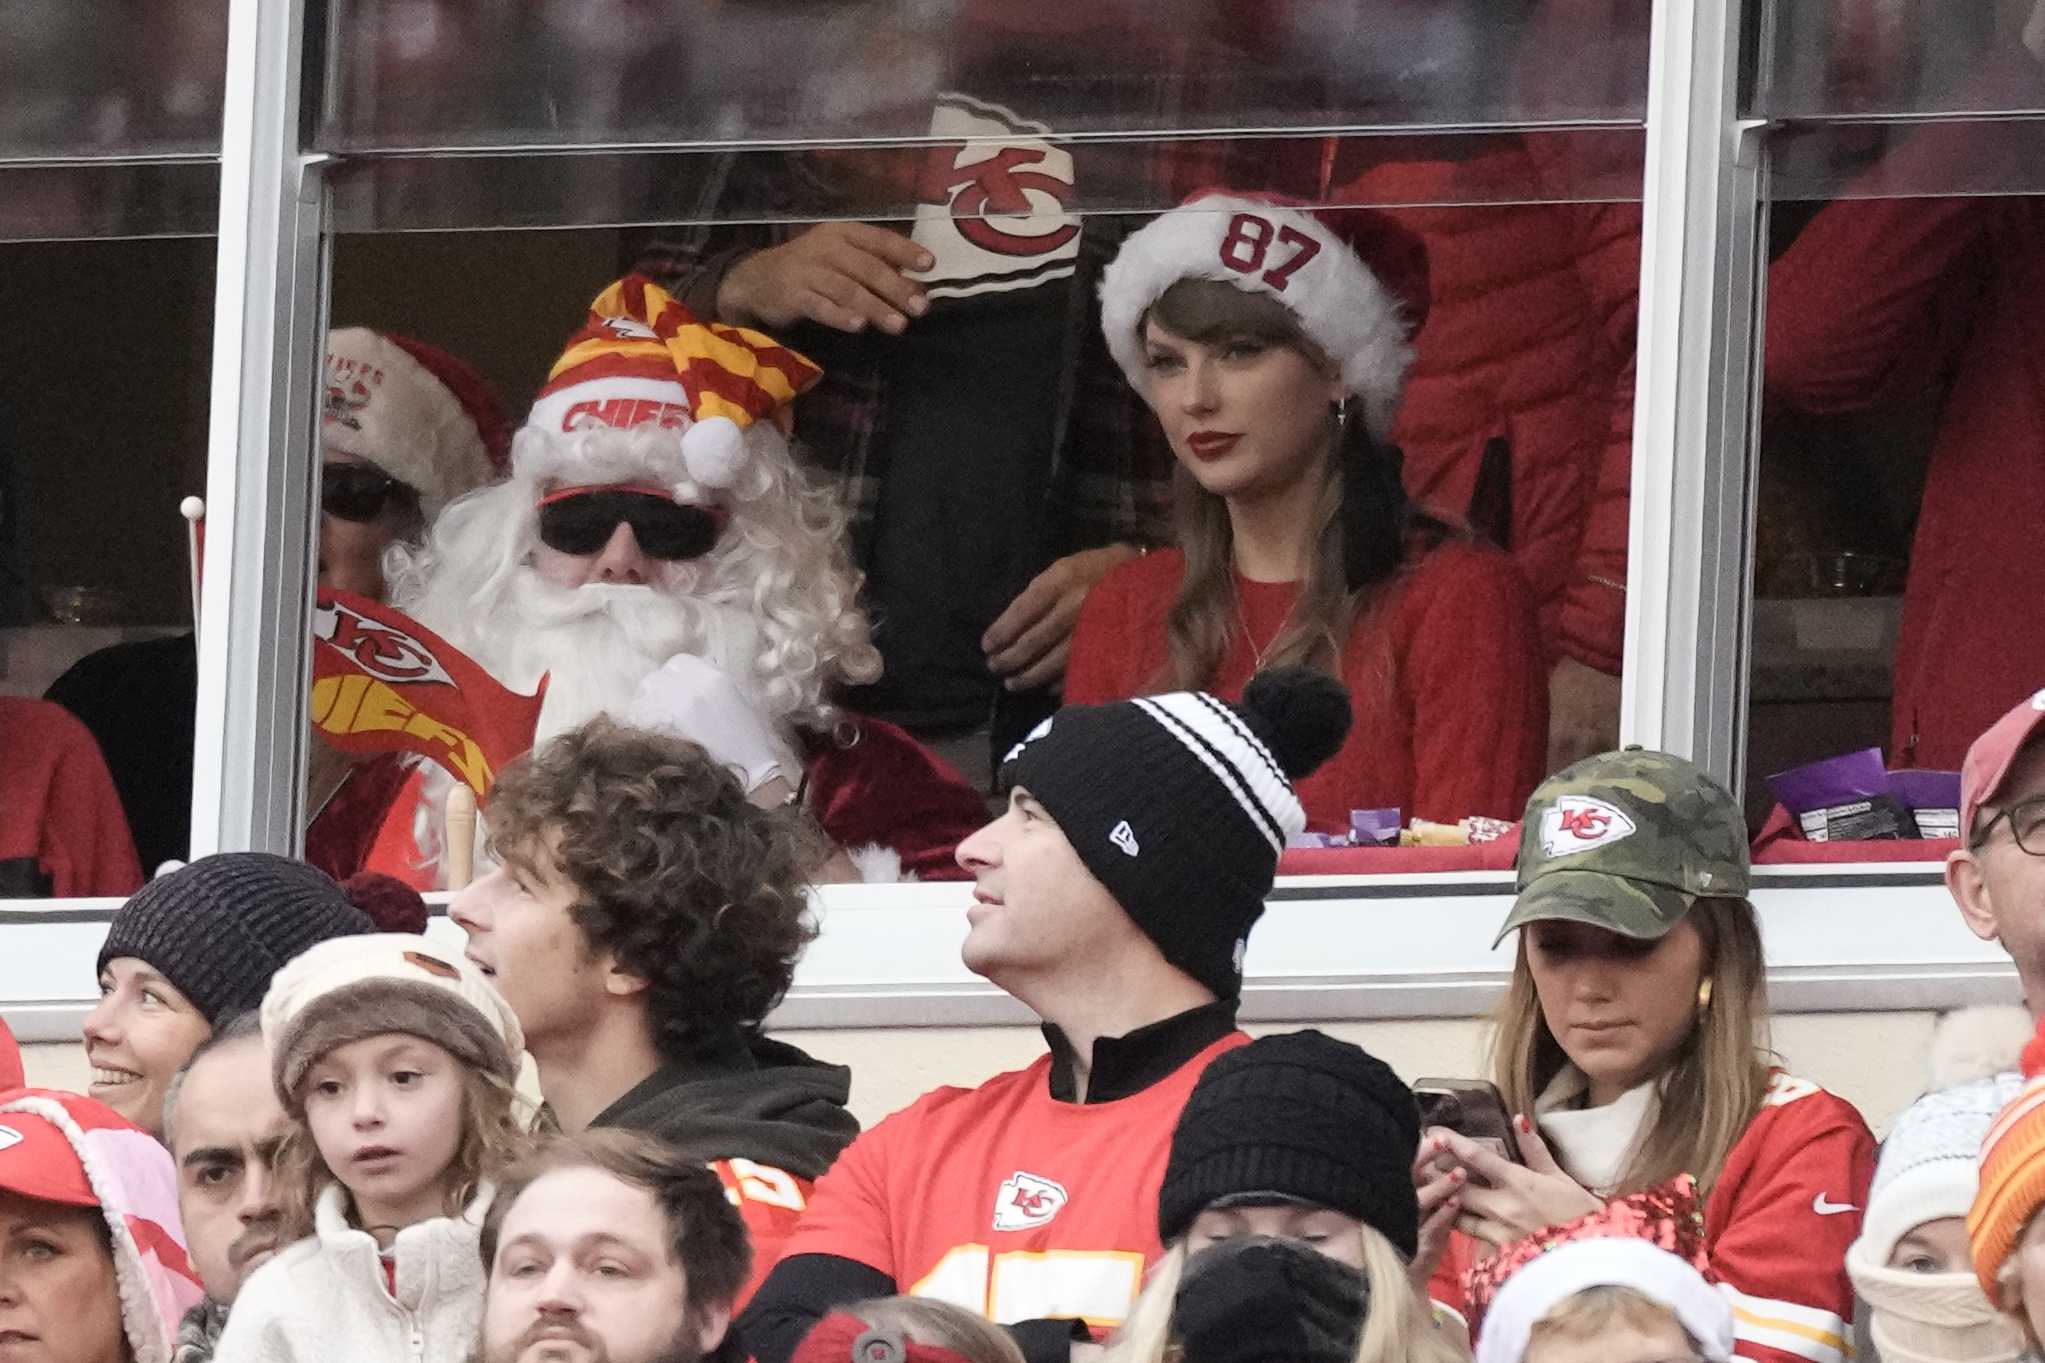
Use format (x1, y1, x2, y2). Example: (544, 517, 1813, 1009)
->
(96, 853, 376, 1024)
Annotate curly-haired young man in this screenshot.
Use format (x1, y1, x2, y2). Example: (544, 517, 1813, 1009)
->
(450, 716, 857, 1306)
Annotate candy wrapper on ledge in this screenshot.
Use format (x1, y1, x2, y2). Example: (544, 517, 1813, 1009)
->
(1462, 1175, 1712, 1337)
(1766, 748, 1961, 841)
(1283, 811, 1512, 849)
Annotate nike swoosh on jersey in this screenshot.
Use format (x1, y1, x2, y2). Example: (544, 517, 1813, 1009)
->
(1812, 1192, 1857, 1215)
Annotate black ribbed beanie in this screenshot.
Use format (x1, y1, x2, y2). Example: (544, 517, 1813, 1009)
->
(1001, 667, 1350, 998)
(97, 853, 377, 1023)
(1158, 1029, 1422, 1256)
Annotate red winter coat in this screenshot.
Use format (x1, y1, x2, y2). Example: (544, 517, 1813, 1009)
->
(1765, 49, 2045, 770)
(1346, 146, 1639, 675)
(1065, 540, 1548, 828)
(0, 696, 143, 897)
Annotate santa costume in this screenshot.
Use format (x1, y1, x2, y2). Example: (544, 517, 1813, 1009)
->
(373, 275, 988, 883)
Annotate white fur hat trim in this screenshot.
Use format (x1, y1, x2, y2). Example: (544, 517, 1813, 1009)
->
(1097, 192, 1416, 437)
(1474, 1238, 1735, 1363)
(323, 328, 495, 520)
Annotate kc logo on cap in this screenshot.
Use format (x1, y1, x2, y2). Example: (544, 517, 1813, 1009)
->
(1539, 795, 1638, 857)
(0, 1127, 24, 1153)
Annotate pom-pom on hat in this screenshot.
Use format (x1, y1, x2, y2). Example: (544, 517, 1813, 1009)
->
(261, 933, 524, 1114)
(0, 1089, 205, 1363)
(98, 853, 378, 1026)
(1157, 1029, 1421, 1255)
(323, 329, 512, 520)
(1968, 1012, 2045, 1303)
(524, 274, 824, 493)
(999, 666, 1351, 998)
(1098, 190, 1429, 438)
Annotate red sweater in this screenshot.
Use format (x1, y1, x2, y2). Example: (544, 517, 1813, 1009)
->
(1065, 541, 1548, 829)
(0, 696, 143, 897)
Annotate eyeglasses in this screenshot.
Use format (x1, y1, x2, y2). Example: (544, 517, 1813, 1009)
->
(1972, 795, 2045, 854)
(534, 485, 728, 561)
(322, 461, 418, 524)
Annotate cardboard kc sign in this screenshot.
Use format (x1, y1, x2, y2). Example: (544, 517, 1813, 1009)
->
(311, 590, 544, 796)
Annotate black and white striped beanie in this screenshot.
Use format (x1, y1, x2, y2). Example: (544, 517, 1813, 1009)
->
(1001, 666, 1351, 998)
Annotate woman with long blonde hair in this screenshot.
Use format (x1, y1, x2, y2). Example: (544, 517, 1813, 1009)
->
(1105, 1030, 1465, 1363)
(1066, 190, 1547, 832)
(1411, 750, 1874, 1363)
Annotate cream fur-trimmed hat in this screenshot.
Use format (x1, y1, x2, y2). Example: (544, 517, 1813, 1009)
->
(323, 328, 511, 520)
(1097, 190, 1429, 438)
(260, 932, 524, 1113)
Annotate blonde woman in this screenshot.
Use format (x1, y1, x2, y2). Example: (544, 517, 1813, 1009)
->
(1413, 750, 1875, 1363)
(1067, 190, 1547, 832)
(1105, 1030, 1465, 1363)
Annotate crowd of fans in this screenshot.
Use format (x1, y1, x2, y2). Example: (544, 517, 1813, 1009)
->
(10, 668, 2045, 1363)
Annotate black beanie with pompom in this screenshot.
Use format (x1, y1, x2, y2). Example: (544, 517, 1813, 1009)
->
(1000, 666, 1350, 997)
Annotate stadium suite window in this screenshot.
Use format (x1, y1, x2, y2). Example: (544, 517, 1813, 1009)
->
(308, 0, 1652, 884)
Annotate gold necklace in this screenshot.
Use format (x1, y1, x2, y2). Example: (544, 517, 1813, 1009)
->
(1234, 584, 1282, 670)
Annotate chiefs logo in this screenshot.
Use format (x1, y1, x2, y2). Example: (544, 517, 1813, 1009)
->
(600, 316, 660, 341)
(919, 144, 1078, 259)
(1538, 795, 1637, 857)
(323, 376, 372, 432)
(312, 599, 455, 688)
(992, 1171, 1067, 1232)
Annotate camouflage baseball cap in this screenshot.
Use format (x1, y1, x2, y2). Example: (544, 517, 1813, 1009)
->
(1494, 748, 1750, 946)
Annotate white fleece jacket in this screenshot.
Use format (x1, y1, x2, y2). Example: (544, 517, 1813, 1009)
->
(213, 1183, 490, 1363)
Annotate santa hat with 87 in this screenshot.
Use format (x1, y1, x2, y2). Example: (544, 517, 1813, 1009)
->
(521, 274, 823, 493)
(322, 329, 512, 520)
(1098, 190, 1430, 439)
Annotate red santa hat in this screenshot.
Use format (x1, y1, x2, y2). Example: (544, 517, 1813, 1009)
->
(1097, 190, 1430, 437)
(522, 274, 823, 493)
(322, 329, 512, 519)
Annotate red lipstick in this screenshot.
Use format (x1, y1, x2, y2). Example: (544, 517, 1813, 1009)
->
(1186, 431, 1241, 461)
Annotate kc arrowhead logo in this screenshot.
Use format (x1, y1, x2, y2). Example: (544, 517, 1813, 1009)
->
(1538, 795, 1637, 857)
(992, 1171, 1068, 1231)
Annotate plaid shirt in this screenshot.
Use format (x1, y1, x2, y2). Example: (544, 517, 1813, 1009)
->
(629, 150, 1178, 561)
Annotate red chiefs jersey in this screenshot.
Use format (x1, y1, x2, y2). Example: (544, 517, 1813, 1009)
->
(775, 1033, 1247, 1334)
(1434, 1071, 1875, 1363)
(712, 1158, 817, 1310)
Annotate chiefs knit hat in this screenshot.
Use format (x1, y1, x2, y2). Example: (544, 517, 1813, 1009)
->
(1098, 190, 1429, 438)
(323, 329, 512, 520)
(261, 933, 524, 1113)
(98, 854, 377, 1025)
(0, 1090, 205, 1363)
(1000, 667, 1351, 999)
(521, 274, 822, 495)
(1961, 688, 2045, 846)
(1157, 1029, 1421, 1256)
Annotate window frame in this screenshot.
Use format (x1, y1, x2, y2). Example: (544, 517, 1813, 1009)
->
(0, 0, 2000, 1040)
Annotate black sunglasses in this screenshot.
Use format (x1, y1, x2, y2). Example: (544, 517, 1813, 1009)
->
(322, 461, 418, 524)
(535, 485, 728, 561)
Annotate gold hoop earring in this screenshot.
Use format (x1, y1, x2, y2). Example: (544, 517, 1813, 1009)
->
(1697, 978, 1714, 1013)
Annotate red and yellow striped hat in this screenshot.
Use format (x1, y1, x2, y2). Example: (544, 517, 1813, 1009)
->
(526, 274, 822, 489)
(1969, 1014, 2045, 1302)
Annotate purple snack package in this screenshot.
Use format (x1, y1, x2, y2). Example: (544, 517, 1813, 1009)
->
(1350, 808, 1402, 847)
(1287, 832, 1349, 850)
(1768, 748, 1889, 816)
(1888, 770, 1963, 841)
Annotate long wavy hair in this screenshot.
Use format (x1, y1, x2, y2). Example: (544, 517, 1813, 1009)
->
(275, 1058, 532, 1241)
(1104, 1225, 1464, 1363)
(1144, 279, 1449, 692)
(1492, 898, 1773, 1198)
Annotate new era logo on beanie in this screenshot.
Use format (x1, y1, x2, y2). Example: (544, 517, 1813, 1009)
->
(1002, 667, 1350, 998)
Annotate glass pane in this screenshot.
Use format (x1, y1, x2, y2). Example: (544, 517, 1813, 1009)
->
(0, 164, 223, 243)
(1752, 102, 2045, 843)
(318, 0, 1652, 152)
(1754, 0, 2045, 120)
(0, 0, 227, 156)
(0, 237, 212, 890)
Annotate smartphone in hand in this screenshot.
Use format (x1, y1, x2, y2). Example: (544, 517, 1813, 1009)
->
(1414, 1078, 1524, 1167)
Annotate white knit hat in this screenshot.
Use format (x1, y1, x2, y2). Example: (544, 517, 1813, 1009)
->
(1097, 190, 1427, 438)
(260, 932, 525, 1113)
(1855, 1007, 2032, 1264)
(323, 328, 510, 519)
(1475, 1238, 1735, 1363)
